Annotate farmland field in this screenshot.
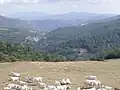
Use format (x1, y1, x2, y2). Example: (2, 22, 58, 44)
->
(0, 60, 120, 89)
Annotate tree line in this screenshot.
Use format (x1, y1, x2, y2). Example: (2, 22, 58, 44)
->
(0, 39, 120, 62)
(0, 40, 69, 62)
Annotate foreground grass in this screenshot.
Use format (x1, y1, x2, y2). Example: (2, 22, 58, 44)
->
(0, 60, 120, 89)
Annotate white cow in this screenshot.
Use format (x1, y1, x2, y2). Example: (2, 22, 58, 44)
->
(46, 85, 57, 90)
(4, 87, 11, 90)
(85, 79, 102, 88)
(61, 79, 67, 85)
(93, 80, 102, 88)
(11, 72, 20, 77)
(38, 82, 47, 89)
(56, 85, 70, 90)
(77, 87, 96, 90)
(77, 87, 81, 90)
(10, 77, 19, 81)
(85, 76, 97, 80)
(104, 86, 114, 90)
(66, 79, 71, 85)
(18, 81, 27, 86)
(21, 85, 32, 90)
(55, 80, 61, 86)
(4, 84, 21, 90)
(33, 77, 43, 82)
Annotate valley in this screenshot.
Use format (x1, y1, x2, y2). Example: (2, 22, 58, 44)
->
(0, 12, 120, 61)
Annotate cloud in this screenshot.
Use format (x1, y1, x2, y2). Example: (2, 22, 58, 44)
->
(0, 0, 117, 5)
(0, 0, 120, 15)
(0, 0, 109, 4)
(0, 0, 62, 4)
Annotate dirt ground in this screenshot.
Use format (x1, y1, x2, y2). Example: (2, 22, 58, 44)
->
(0, 60, 120, 90)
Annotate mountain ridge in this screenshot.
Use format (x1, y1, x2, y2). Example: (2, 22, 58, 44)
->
(0, 12, 116, 31)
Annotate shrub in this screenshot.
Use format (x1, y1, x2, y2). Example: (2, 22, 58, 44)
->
(9, 56, 17, 62)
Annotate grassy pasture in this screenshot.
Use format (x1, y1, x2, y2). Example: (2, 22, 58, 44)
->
(0, 60, 120, 89)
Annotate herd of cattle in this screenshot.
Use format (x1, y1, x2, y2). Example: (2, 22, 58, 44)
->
(3, 72, 119, 90)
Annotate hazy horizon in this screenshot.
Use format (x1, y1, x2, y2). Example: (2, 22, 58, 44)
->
(0, 0, 120, 16)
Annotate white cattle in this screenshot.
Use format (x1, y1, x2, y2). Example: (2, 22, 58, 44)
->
(97, 88, 107, 90)
(104, 86, 114, 90)
(85, 79, 95, 87)
(55, 80, 61, 86)
(14, 84, 22, 89)
(84, 87, 96, 90)
(10, 76, 19, 81)
(45, 85, 57, 90)
(56, 85, 70, 90)
(33, 77, 43, 82)
(93, 80, 102, 88)
(61, 79, 67, 85)
(4, 84, 21, 90)
(77, 87, 81, 90)
(38, 82, 47, 89)
(4, 87, 11, 90)
(18, 81, 27, 86)
(24, 77, 33, 83)
(77, 87, 96, 90)
(21, 85, 31, 90)
(85, 79, 102, 88)
(56, 85, 65, 90)
(66, 79, 71, 85)
(85, 76, 97, 80)
(11, 72, 20, 77)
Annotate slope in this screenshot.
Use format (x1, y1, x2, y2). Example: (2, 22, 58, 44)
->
(0, 15, 34, 29)
(36, 15, 120, 60)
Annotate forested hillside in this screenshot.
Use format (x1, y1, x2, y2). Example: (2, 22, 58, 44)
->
(0, 27, 47, 44)
(36, 15, 120, 60)
(0, 14, 120, 61)
(0, 40, 67, 62)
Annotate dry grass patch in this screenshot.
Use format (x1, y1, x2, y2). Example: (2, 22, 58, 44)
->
(0, 60, 120, 89)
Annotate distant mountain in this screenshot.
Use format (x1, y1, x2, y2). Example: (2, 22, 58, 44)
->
(8, 12, 51, 20)
(8, 12, 116, 20)
(0, 12, 116, 31)
(0, 15, 32, 29)
(0, 15, 75, 30)
(50, 12, 115, 20)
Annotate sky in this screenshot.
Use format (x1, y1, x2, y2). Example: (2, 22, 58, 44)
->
(0, 0, 120, 15)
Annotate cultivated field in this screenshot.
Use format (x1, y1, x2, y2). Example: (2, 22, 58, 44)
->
(0, 60, 120, 89)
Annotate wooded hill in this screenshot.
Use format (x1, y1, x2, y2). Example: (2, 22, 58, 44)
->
(36, 15, 120, 60)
